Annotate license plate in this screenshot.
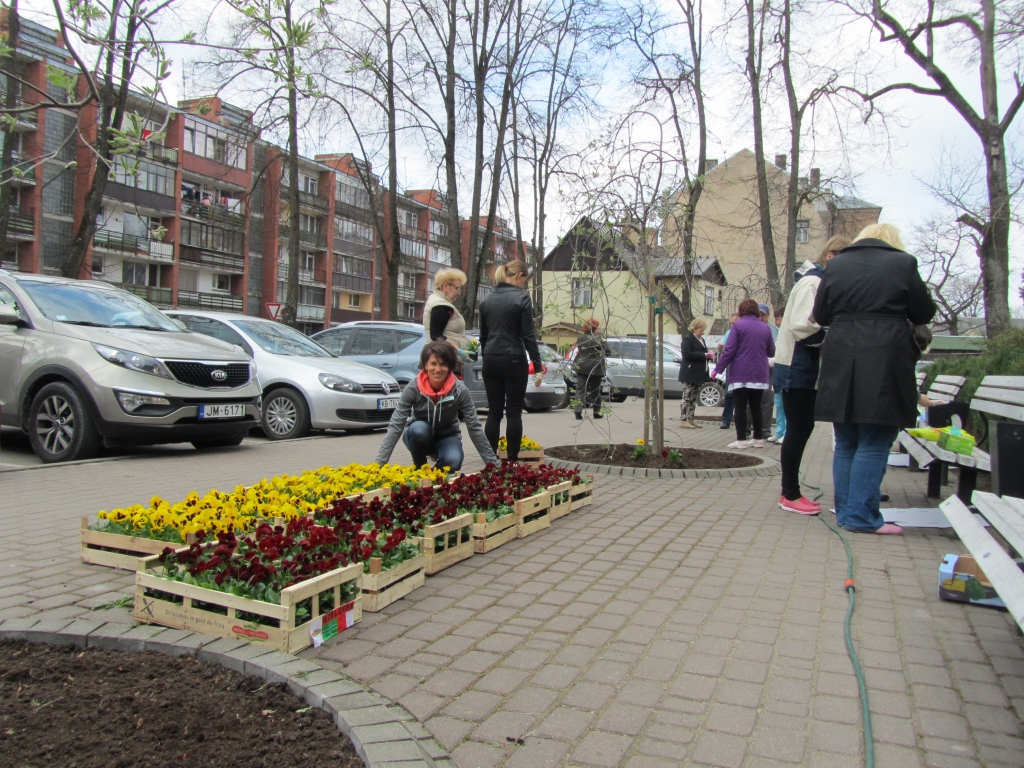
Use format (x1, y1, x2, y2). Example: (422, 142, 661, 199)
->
(199, 403, 245, 419)
(554, 387, 565, 394)
(377, 398, 400, 409)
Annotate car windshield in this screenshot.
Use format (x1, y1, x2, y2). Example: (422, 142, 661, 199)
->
(233, 319, 332, 357)
(17, 279, 179, 331)
(539, 346, 562, 362)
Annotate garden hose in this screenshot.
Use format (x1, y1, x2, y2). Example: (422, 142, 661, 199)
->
(800, 473, 876, 768)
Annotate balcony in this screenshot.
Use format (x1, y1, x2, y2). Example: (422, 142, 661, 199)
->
(281, 187, 330, 212)
(399, 223, 426, 240)
(297, 304, 325, 322)
(7, 209, 34, 241)
(144, 144, 178, 165)
(116, 284, 173, 306)
(2, 100, 38, 132)
(331, 307, 370, 324)
(334, 198, 374, 222)
(277, 262, 327, 285)
(180, 245, 245, 274)
(332, 272, 373, 294)
(182, 201, 246, 229)
(279, 225, 328, 250)
(9, 155, 36, 186)
(397, 285, 426, 302)
(177, 291, 243, 312)
(93, 229, 175, 263)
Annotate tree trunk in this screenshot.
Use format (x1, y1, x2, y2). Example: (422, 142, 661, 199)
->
(679, 0, 706, 324)
(781, 0, 800, 292)
(282, 37, 301, 325)
(745, 0, 783, 307)
(384, 0, 401, 321)
(0, 0, 21, 263)
(442, 0, 461, 318)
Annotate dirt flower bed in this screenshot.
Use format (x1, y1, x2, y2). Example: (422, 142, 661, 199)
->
(0, 641, 361, 768)
(548, 443, 763, 470)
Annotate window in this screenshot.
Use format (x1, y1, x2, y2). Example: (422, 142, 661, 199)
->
(178, 269, 199, 292)
(399, 272, 416, 288)
(400, 237, 426, 260)
(213, 274, 232, 292)
(571, 278, 592, 308)
(180, 220, 244, 255)
(619, 341, 646, 360)
(113, 159, 173, 196)
(348, 293, 361, 308)
(351, 329, 395, 355)
(336, 173, 371, 209)
(303, 251, 316, 270)
(92, 256, 104, 275)
(431, 246, 451, 266)
(704, 285, 715, 316)
(796, 220, 809, 244)
(397, 331, 420, 350)
(183, 118, 247, 170)
(430, 219, 449, 239)
(402, 210, 418, 229)
(334, 216, 373, 245)
(300, 173, 318, 195)
(333, 254, 371, 277)
(300, 213, 322, 233)
(180, 316, 250, 353)
(121, 260, 151, 286)
(400, 302, 417, 319)
(316, 326, 351, 354)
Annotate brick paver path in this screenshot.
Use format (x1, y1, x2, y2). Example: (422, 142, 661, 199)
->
(1, 400, 1021, 766)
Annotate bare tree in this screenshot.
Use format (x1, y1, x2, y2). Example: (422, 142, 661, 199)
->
(912, 217, 984, 335)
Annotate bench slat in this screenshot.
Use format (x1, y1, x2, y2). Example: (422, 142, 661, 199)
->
(975, 387, 1024, 407)
(972, 492, 1024, 557)
(897, 432, 935, 466)
(928, 383, 963, 396)
(935, 375, 967, 386)
(971, 398, 1024, 423)
(939, 495, 1024, 632)
(980, 376, 1024, 390)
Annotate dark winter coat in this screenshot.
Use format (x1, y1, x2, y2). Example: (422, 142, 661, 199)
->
(678, 332, 710, 384)
(573, 333, 610, 377)
(478, 283, 543, 368)
(812, 238, 936, 427)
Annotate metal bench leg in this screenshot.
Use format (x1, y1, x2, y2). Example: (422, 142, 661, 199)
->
(956, 467, 977, 504)
(927, 462, 945, 498)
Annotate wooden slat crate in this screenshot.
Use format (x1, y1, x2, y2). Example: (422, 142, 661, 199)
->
(360, 553, 426, 612)
(570, 476, 595, 510)
(516, 491, 552, 539)
(497, 449, 544, 466)
(417, 513, 474, 575)
(134, 558, 363, 654)
(81, 517, 192, 571)
(473, 511, 519, 553)
(546, 481, 575, 520)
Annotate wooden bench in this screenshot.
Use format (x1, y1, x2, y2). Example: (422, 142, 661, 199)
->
(971, 377, 1024, 499)
(940, 491, 1024, 633)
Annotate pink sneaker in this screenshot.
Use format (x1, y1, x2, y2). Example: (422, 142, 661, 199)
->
(874, 523, 903, 535)
(779, 496, 820, 515)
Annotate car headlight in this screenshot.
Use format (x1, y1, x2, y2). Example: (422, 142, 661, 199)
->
(318, 373, 363, 393)
(93, 344, 173, 379)
(116, 391, 172, 413)
(249, 360, 258, 380)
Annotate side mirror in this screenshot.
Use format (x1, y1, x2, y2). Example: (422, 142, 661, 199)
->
(169, 318, 188, 331)
(672, 356, 683, 364)
(0, 304, 21, 325)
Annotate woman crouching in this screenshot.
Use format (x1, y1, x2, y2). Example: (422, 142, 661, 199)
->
(375, 341, 499, 471)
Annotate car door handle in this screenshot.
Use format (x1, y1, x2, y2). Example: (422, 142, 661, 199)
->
(379, 363, 393, 368)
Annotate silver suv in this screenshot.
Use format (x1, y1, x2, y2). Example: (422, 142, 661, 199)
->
(0, 271, 261, 463)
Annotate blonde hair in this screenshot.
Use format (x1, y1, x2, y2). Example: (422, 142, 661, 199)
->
(817, 235, 851, 265)
(854, 223, 905, 251)
(688, 317, 707, 333)
(434, 268, 467, 290)
(494, 259, 529, 285)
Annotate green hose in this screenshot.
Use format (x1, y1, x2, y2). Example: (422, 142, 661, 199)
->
(801, 474, 875, 768)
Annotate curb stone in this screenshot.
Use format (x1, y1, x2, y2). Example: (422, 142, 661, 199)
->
(0, 618, 450, 768)
(546, 454, 781, 478)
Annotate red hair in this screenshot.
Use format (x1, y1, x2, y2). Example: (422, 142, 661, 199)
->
(737, 298, 760, 317)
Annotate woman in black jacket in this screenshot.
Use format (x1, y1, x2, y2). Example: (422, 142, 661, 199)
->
(678, 318, 712, 428)
(478, 260, 546, 460)
(813, 223, 935, 535)
(572, 318, 610, 420)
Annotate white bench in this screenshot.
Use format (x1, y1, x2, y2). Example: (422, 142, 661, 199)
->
(940, 491, 1024, 633)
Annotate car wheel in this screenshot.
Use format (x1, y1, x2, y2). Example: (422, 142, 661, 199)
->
(28, 381, 102, 463)
(609, 393, 627, 403)
(699, 382, 724, 407)
(524, 406, 551, 413)
(192, 435, 245, 450)
(261, 388, 311, 440)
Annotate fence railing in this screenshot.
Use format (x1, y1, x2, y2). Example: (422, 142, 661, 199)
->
(93, 229, 175, 263)
(332, 272, 373, 294)
(177, 291, 243, 311)
(179, 246, 244, 273)
(182, 202, 246, 229)
(297, 304, 325, 322)
(117, 284, 173, 306)
(7, 209, 34, 238)
(277, 263, 327, 285)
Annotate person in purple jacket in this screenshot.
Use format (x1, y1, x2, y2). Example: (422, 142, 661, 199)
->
(711, 298, 776, 449)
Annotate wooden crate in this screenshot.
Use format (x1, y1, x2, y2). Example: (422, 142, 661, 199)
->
(497, 449, 544, 466)
(570, 476, 595, 510)
(546, 481, 575, 520)
(134, 558, 362, 654)
(360, 553, 426, 612)
(417, 513, 474, 575)
(472, 511, 519, 553)
(80, 517, 192, 571)
(516, 491, 552, 539)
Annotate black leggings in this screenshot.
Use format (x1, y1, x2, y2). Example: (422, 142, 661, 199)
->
(482, 354, 529, 459)
(732, 387, 763, 442)
(781, 388, 817, 500)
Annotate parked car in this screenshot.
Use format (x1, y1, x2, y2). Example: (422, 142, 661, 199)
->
(465, 331, 569, 412)
(314, 322, 570, 412)
(166, 311, 400, 440)
(567, 336, 724, 407)
(0, 271, 261, 462)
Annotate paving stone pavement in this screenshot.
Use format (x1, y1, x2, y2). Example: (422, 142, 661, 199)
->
(1, 399, 1022, 767)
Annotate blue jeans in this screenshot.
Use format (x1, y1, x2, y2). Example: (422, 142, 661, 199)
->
(403, 421, 464, 471)
(833, 423, 898, 532)
(721, 390, 735, 426)
(774, 391, 787, 437)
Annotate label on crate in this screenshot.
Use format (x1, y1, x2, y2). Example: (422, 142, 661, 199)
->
(309, 600, 357, 647)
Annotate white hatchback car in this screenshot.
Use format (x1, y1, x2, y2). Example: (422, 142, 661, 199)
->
(166, 311, 401, 440)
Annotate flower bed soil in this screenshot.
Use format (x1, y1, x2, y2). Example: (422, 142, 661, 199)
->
(547, 443, 763, 470)
(0, 640, 361, 768)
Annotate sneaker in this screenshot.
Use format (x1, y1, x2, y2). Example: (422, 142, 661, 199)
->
(766, 435, 779, 443)
(720, 423, 731, 430)
(726, 440, 748, 449)
(779, 496, 820, 515)
(749, 439, 765, 448)
(776, 436, 784, 445)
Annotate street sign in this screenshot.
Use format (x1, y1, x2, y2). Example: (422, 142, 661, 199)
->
(265, 303, 282, 321)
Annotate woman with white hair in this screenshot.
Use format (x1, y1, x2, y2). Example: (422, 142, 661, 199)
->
(678, 317, 713, 428)
(813, 223, 935, 535)
(424, 268, 470, 354)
